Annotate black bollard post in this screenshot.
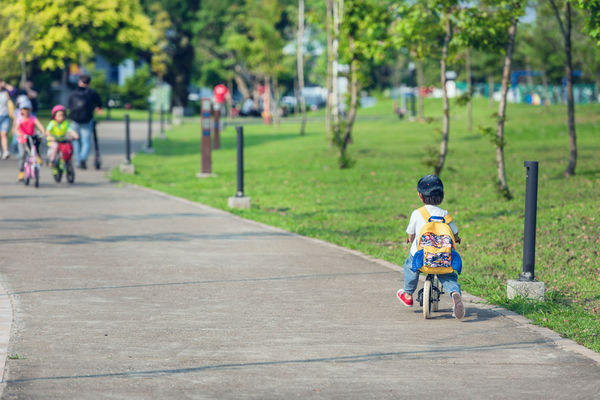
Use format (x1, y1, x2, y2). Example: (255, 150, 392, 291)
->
(236, 126, 244, 197)
(125, 114, 131, 164)
(521, 161, 539, 281)
(147, 106, 153, 149)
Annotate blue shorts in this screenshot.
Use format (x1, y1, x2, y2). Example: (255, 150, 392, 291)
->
(0, 115, 10, 132)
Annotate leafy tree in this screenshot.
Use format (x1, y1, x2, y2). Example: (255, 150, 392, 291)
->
(393, 0, 461, 176)
(548, 0, 577, 176)
(452, 1, 525, 199)
(120, 65, 153, 109)
(572, 0, 600, 44)
(545, 0, 600, 176)
(141, 0, 201, 107)
(149, 3, 171, 87)
(332, 0, 391, 168)
(297, 0, 308, 135)
(0, 0, 152, 72)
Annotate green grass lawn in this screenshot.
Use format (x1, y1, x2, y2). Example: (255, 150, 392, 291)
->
(37, 108, 151, 122)
(112, 97, 600, 352)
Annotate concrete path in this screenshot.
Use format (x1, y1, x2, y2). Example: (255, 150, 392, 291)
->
(0, 121, 598, 399)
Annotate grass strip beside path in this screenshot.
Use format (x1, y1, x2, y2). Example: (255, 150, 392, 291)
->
(112, 98, 600, 352)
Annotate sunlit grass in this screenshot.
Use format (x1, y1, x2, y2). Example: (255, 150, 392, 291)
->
(112, 97, 600, 352)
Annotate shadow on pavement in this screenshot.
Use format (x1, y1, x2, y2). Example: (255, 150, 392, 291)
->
(4, 339, 552, 384)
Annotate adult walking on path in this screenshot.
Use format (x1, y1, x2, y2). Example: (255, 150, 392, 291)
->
(0, 80, 16, 160)
(68, 74, 102, 170)
(0, 122, 598, 398)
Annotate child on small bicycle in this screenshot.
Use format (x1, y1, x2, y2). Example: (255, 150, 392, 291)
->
(46, 105, 79, 166)
(16, 99, 45, 181)
(397, 175, 465, 319)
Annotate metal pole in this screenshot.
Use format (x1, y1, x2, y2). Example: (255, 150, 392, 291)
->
(125, 114, 131, 164)
(201, 99, 212, 174)
(147, 106, 153, 149)
(236, 126, 244, 197)
(521, 161, 539, 281)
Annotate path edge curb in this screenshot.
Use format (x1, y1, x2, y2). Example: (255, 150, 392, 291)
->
(125, 183, 600, 366)
(0, 277, 14, 396)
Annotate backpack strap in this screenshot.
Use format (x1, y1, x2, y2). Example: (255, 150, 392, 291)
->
(418, 206, 430, 222)
(420, 206, 454, 225)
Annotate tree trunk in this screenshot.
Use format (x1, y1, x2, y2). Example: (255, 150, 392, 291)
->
(272, 75, 280, 129)
(435, 15, 452, 176)
(331, 0, 342, 144)
(339, 47, 358, 168)
(417, 60, 425, 121)
(234, 72, 250, 100)
(262, 76, 271, 125)
(325, 0, 333, 143)
(488, 75, 494, 108)
(58, 63, 70, 106)
(563, 2, 577, 176)
(542, 69, 550, 107)
(466, 48, 473, 132)
(496, 16, 518, 200)
(297, 0, 307, 135)
(20, 54, 27, 89)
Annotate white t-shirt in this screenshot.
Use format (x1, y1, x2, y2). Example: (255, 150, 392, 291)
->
(406, 205, 458, 256)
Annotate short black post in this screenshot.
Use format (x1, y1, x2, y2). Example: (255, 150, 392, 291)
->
(147, 106, 153, 149)
(160, 106, 165, 138)
(521, 161, 539, 281)
(125, 114, 131, 164)
(236, 126, 244, 197)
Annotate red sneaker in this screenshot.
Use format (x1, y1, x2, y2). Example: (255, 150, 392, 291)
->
(397, 289, 413, 307)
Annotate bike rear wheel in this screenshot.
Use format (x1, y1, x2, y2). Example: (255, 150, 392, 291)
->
(432, 276, 440, 311)
(423, 279, 432, 319)
(66, 162, 75, 183)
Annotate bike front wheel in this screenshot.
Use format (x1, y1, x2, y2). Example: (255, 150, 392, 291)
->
(34, 166, 40, 188)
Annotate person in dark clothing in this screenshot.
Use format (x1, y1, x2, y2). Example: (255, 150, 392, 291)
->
(68, 75, 102, 169)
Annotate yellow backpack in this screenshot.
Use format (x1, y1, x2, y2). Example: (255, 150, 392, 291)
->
(412, 206, 461, 275)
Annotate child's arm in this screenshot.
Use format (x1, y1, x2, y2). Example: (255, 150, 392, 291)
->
(406, 234, 415, 244)
(45, 122, 55, 141)
(34, 118, 46, 136)
(68, 129, 79, 140)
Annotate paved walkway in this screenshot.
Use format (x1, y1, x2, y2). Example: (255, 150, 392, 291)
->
(0, 121, 598, 399)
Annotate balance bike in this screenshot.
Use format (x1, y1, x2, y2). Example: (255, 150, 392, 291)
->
(23, 136, 41, 188)
(417, 274, 444, 319)
(52, 140, 75, 184)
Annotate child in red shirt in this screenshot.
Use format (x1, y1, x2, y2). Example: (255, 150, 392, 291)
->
(17, 104, 45, 181)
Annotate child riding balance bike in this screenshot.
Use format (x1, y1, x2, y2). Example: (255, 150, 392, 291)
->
(16, 100, 45, 186)
(47, 105, 79, 183)
(397, 175, 464, 319)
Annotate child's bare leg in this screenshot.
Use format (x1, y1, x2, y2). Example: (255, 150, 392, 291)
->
(0, 131, 8, 154)
(49, 142, 58, 163)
